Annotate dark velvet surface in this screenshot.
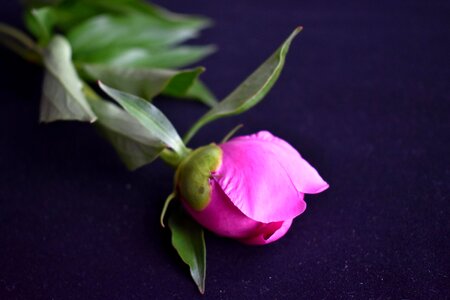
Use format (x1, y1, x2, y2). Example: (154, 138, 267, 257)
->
(1, 0, 449, 299)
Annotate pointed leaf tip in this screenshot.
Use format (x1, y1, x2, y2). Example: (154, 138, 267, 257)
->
(89, 98, 166, 170)
(39, 35, 96, 123)
(183, 27, 301, 143)
(169, 208, 206, 294)
(87, 66, 215, 106)
(98, 82, 188, 158)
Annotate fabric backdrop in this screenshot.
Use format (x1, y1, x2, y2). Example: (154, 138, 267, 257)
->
(0, 0, 448, 299)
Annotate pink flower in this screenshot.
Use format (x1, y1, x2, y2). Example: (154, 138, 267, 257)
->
(176, 131, 329, 245)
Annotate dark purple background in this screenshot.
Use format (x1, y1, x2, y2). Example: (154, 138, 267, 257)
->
(1, 0, 449, 299)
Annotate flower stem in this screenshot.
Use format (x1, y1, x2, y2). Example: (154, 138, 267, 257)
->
(0, 23, 42, 64)
(160, 148, 190, 169)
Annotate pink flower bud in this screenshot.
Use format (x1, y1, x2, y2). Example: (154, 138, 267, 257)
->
(176, 131, 329, 245)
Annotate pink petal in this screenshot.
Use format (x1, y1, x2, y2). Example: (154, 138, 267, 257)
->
(233, 131, 329, 194)
(215, 132, 309, 223)
(182, 180, 262, 239)
(240, 219, 294, 245)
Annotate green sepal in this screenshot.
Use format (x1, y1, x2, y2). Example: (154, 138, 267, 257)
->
(160, 191, 176, 228)
(175, 144, 222, 211)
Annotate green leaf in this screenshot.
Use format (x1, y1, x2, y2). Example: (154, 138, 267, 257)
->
(84, 65, 196, 100)
(74, 0, 210, 30)
(82, 65, 217, 106)
(163, 68, 217, 107)
(24, 0, 216, 107)
(24, 7, 55, 45)
(168, 207, 206, 294)
(24, 1, 120, 42)
(183, 80, 217, 107)
(163, 68, 203, 97)
(89, 98, 165, 170)
(24, 0, 212, 56)
(0, 23, 42, 63)
(74, 45, 216, 69)
(124, 0, 211, 30)
(67, 13, 206, 61)
(40, 35, 96, 123)
(98, 82, 188, 157)
(183, 27, 302, 143)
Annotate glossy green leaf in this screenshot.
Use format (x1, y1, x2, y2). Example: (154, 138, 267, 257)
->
(123, 0, 210, 30)
(69, 0, 211, 31)
(163, 68, 217, 106)
(40, 35, 96, 123)
(24, 0, 211, 52)
(89, 98, 165, 170)
(74, 45, 216, 69)
(24, 0, 210, 29)
(82, 65, 217, 106)
(99, 82, 188, 157)
(84, 65, 200, 99)
(0, 23, 42, 63)
(67, 13, 206, 61)
(24, 1, 122, 42)
(183, 27, 302, 143)
(168, 207, 206, 294)
(184, 80, 217, 108)
(163, 68, 203, 97)
(24, 7, 55, 44)
(24, 0, 216, 107)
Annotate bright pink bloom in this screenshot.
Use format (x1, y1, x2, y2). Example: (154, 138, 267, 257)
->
(182, 131, 329, 245)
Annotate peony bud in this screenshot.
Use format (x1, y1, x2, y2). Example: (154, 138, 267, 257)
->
(176, 131, 329, 245)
